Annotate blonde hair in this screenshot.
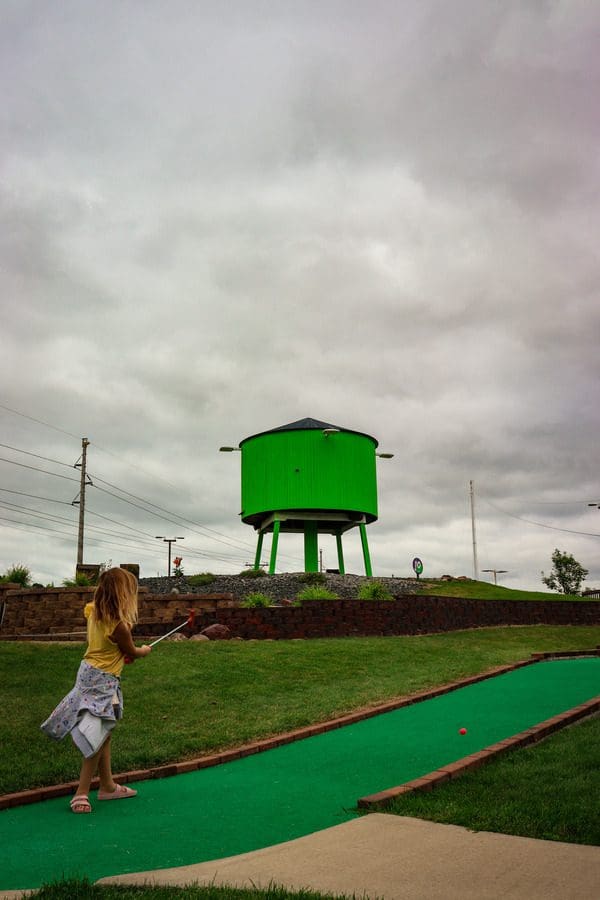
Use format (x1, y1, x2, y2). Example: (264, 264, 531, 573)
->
(93, 567, 139, 626)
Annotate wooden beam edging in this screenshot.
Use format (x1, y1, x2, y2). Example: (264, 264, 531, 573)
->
(2, 650, 598, 812)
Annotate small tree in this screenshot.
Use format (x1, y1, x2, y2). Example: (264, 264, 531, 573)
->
(541, 549, 588, 595)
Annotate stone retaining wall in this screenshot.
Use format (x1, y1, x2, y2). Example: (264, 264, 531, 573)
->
(1, 585, 598, 640)
(190, 596, 600, 639)
(0, 587, 238, 640)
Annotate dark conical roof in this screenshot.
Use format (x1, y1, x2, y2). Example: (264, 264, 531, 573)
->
(241, 417, 377, 445)
(272, 417, 341, 432)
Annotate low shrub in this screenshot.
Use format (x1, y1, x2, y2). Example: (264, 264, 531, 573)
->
(62, 573, 94, 587)
(187, 573, 216, 587)
(239, 568, 267, 578)
(0, 564, 32, 587)
(296, 586, 339, 602)
(358, 580, 394, 601)
(298, 571, 327, 585)
(241, 592, 274, 608)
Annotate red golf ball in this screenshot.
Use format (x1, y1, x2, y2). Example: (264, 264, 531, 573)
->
(459, 727, 467, 735)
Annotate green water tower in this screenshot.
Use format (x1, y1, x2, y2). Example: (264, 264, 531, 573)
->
(220, 418, 392, 575)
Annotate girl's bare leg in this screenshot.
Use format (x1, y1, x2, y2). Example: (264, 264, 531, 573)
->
(75, 747, 102, 797)
(97, 735, 118, 793)
(75, 735, 114, 796)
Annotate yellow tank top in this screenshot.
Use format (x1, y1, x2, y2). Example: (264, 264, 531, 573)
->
(83, 602, 125, 677)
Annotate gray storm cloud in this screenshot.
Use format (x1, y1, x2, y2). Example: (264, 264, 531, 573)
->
(1, 1, 598, 587)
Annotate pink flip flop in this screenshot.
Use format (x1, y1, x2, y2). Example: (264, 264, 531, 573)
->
(97, 784, 137, 800)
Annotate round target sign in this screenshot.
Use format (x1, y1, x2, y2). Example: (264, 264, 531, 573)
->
(412, 557, 423, 576)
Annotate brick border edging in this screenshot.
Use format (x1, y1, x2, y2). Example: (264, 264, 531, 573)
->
(2, 650, 598, 812)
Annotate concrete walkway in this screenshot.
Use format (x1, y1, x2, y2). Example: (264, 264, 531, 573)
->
(98, 814, 600, 900)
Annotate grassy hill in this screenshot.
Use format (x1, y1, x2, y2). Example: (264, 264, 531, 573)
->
(415, 578, 585, 602)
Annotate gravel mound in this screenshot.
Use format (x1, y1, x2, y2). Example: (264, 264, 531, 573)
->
(140, 572, 419, 602)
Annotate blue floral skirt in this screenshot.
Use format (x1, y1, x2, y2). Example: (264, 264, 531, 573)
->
(40, 660, 123, 757)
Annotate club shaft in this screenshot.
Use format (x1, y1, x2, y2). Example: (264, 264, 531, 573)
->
(149, 619, 189, 647)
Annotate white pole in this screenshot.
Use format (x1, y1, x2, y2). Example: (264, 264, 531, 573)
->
(470, 480, 479, 580)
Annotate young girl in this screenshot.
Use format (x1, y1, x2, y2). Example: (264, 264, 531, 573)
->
(41, 567, 151, 813)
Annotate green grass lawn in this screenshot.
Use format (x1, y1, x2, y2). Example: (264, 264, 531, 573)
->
(415, 578, 585, 601)
(3, 628, 600, 898)
(384, 712, 600, 845)
(1, 625, 598, 795)
(30, 880, 359, 900)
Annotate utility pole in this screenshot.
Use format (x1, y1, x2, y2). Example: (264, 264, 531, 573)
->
(72, 437, 91, 568)
(469, 480, 479, 580)
(156, 536, 184, 578)
(482, 568, 508, 585)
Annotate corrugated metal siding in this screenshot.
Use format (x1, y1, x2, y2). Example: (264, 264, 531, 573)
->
(241, 430, 378, 519)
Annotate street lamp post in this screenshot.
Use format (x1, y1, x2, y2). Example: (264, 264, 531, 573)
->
(482, 568, 508, 585)
(156, 536, 185, 578)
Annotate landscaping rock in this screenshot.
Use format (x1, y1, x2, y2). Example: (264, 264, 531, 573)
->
(201, 623, 232, 640)
(190, 633, 210, 642)
(140, 572, 418, 602)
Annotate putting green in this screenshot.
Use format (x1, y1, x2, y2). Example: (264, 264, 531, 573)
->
(1, 658, 598, 891)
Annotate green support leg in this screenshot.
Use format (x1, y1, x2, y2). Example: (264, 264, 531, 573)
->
(269, 520, 280, 575)
(254, 532, 264, 570)
(336, 532, 345, 575)
(304, 521, 319, 573)
(359, 524, 372, 577)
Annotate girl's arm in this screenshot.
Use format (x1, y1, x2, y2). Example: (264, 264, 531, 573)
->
(111, 622, 151, 659)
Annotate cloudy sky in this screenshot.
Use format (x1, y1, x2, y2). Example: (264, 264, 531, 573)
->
(1, 0, 599, 590)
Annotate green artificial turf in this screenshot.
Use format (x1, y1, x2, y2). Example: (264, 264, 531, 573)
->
(1, 658, 598, 892)
(2, 626, 599, 794)
(385, 712, 600, 845)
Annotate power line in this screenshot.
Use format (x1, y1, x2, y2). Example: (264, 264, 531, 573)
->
(89, 473, 257, 551)
(0, 501, 246, 565)
(0, 442, 251, 554)
(0, 512, 208, 562)
(0, 405, 303, 565)
(479, 496, 600, 539)
(86, 443, 180, 492)
(0, 513, 77, 539)
(482, 493, 596, 506)
(0, 448, 253, 558)
(0, 401, 80, 439)
(0, 487, 73, 506)
(0, 482, 249, 565)
(90, 480, 302, 566)
(89, 472, 303, 564)
(0, 401, 179, 490)
(86, 507, 159, 538)
(0, 442, 75, 469)
(0, 500, 155, 544)
(0, 456, 79, 483)
(86, 508, 249, 561)
(0, 500, 77, 526)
